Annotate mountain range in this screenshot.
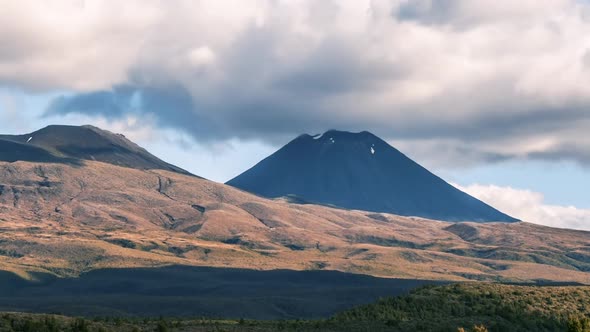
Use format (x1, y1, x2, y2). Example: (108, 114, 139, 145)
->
(0, 125, 588, 287)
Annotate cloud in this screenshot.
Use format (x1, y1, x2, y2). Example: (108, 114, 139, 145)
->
(455, 183, 590, 231)
(44, 84, 225, 139)
(2, 0, 590, 166)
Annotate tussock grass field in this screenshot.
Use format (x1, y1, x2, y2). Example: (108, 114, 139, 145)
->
(1, 160, 590, 284)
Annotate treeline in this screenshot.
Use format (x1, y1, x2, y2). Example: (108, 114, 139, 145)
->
(332, 283, 590, 331)
(0, 314, 93, 332)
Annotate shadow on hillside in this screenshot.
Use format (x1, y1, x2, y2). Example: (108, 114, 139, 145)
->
(0, 265, 445, 319)
(0, 139, 85, 167)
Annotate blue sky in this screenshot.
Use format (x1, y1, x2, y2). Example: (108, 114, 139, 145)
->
(443, 160, 589, 209)
(0, 0, 589, 230)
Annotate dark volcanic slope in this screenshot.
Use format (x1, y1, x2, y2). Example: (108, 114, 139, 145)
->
(0, 125, 191, 175)
(0, 139, 77, 164)
(227, 130, 517, 222)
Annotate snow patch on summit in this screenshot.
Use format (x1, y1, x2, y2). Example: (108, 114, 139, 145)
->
(313, 133, 324, 140)
(27, 137, 32, 143)
(371, 146, 375, 155)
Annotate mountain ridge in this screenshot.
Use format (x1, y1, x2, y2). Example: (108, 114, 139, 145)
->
(0, 124, 193, 176)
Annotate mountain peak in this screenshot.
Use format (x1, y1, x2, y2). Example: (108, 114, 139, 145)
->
(306, 130, 376, 140)
(0, 124, 193, 176)
(295, 130, 385, 153)
(227, 130, 517, 222)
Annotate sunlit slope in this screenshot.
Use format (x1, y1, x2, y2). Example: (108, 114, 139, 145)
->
(0, 160, 588, 283)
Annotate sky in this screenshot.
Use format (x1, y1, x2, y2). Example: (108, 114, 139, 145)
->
(0, 0, 589, 230)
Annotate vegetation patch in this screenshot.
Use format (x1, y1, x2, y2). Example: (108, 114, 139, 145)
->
(104, 238, 137, 249)
(333, 283, 590, 332)
(347, 234, 428, 249)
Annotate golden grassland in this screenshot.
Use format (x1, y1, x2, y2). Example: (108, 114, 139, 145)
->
(0, 160, 589, 284)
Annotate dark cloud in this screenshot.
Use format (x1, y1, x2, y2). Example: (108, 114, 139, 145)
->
(43, 64, 590, 166)
(46, 87, 135, 118)
(529, 144, 590, 166)
(272, 38, 403, 96)
(44, 76, 589, 164)
(45, 84, 221, 139)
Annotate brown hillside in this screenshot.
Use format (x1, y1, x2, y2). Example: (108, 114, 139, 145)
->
(0, 160, 589, 283)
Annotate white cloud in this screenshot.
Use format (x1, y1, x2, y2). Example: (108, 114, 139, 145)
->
(454, 183, 590, 231)
(1, 0, 590, 166)
(187, 47, 216, 68)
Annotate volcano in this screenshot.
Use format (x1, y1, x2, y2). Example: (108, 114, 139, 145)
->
(227, 130, 517, 222)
